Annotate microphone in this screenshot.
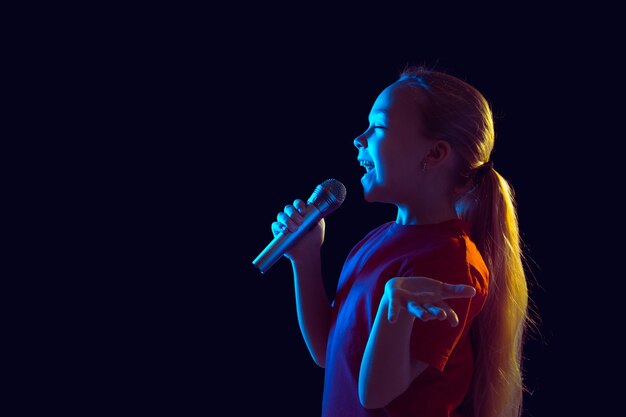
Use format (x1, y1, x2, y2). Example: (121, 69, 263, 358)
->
(252, 179, 347, 274)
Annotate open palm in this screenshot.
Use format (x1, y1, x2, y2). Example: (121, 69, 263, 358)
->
(384, 276, 476, 327)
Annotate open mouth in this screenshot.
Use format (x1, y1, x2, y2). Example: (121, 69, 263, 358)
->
(359, 160, 375, 173)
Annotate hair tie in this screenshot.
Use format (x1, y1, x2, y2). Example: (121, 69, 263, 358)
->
(472, 161, 494, 185)
(479, 161, 494, 172)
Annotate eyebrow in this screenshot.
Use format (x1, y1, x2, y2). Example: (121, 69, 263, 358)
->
(368, 111, 387, 121)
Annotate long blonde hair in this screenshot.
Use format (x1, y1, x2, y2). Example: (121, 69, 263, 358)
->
(399, 66, 531, 417)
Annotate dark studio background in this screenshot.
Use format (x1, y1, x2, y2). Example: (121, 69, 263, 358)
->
(33, 7, 620, 416)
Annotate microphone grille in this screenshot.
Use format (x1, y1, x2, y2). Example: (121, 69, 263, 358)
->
(321, 179, 347, 205)
(307, 178, 347, 216)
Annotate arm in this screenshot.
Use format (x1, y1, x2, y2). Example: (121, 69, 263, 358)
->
(291, 251, 331, 368)
(359, 296, 427, 409)
(274, 199, 331, 368)
(359, 277, 476, 409)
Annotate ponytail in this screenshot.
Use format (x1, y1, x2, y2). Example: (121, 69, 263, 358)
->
(457, 168, 530, 417)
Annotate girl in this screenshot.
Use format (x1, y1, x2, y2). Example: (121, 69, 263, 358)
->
(271, 67, 530, 417)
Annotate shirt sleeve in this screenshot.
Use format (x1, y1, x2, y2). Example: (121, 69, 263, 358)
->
(407, 296, 474, 371)
(399, 239, 476, 372)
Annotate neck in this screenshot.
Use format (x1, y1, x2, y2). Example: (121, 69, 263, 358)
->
(395, 201, 458, 225)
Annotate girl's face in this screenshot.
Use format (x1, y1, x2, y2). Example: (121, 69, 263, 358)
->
(354, 82, 431, 204)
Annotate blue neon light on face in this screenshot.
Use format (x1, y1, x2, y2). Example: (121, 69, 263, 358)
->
(353, 83, 427, 205)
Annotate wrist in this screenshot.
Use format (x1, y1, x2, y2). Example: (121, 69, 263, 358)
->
(377, 294, 415, 327)
(290, 250, 321, 268)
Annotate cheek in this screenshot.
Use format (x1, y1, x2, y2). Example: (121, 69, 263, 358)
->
(381, 148, 413, 176)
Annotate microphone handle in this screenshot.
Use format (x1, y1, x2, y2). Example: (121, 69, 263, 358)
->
(252, 205, 323, 274)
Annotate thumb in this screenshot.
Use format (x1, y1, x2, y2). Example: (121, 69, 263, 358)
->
(388, 296, 402, 324)
(441, 283, 476, 300)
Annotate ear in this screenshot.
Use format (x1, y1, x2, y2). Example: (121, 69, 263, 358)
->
(423, 141, 452, 167)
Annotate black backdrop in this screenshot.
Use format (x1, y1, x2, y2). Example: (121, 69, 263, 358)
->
(61, 11, 618, 416)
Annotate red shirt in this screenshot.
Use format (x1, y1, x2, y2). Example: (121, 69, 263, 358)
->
(321, 219, 489, 417)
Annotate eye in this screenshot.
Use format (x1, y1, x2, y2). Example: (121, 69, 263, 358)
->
(373, 125, 386, 129)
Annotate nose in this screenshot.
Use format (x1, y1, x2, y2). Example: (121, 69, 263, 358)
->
(353, 133, 367, 150)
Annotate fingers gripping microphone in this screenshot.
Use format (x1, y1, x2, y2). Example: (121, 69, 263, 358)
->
(252, 179, 347, 274)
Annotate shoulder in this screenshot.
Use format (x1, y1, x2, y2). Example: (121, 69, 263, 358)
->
(350, 222, 395, 248)
(414, 233, 468, 266)
(343, 222, 395, 259)
(362, 222, 395, 240)
(400, 233, 487, 288)
(431, 234, 489, 297)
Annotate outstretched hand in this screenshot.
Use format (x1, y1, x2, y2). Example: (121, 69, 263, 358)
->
(384, 277, 476, 327)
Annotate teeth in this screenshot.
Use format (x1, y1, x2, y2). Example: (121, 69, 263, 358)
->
(359, 160, 375, 173)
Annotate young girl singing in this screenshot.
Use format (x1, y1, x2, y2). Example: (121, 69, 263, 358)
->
(270, 66, 530, 417)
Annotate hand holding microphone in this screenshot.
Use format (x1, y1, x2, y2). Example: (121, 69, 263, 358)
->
(252, 179, 347, 274)
(272, 198, 325, 261)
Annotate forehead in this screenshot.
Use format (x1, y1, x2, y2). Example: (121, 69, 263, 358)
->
(370, 82, 418, 117)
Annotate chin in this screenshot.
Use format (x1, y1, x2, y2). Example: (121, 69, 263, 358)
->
(361, 172, 379, 201)
(362, 186, 384, 203)
(362, 180, 400, 205)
